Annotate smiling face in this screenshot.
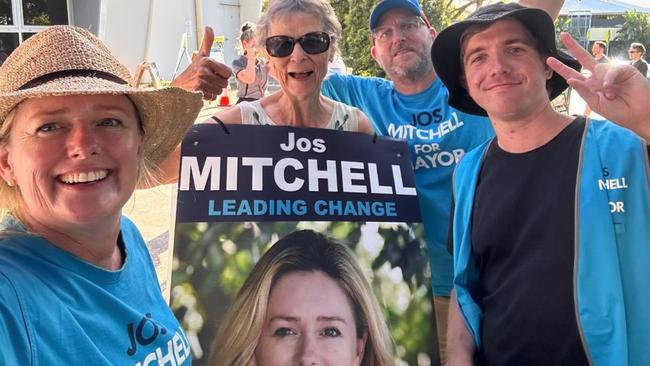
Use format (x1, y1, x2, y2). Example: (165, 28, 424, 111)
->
(370, 9, 435, 81)
(253, 271, 366, 366)
(266, 11, 332, 101)
(0, 94, 143, 228)
(461, 18, 553, 121)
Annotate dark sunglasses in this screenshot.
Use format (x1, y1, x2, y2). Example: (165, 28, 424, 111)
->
(265, 31, 331, 58)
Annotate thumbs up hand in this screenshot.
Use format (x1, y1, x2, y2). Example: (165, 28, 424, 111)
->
(171, 26, 232, 101)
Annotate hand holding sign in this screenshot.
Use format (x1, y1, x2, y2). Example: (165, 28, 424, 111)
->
(171, 26, 232, 101)
(547, 32, 650, 140)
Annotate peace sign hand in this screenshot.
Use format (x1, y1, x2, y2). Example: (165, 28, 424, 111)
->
(547, 32, 650, 140)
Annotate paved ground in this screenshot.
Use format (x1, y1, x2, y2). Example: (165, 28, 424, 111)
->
(126, 97, 232, 296)
(124, 184, 175, 242)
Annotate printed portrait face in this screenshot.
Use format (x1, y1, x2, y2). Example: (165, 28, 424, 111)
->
(0, 94, 143, 228)
(251, 270, 366, 366)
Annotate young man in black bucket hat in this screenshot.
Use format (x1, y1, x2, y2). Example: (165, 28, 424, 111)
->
(431, 3, 650, 365)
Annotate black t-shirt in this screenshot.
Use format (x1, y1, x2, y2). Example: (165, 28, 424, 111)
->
(632, 59, 648, 77)
(447, 118, 650, 365)
(471, 119, 589, 365)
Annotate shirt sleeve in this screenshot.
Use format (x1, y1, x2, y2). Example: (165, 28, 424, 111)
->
(321, 74, 368, 109)
(231, 57, 246, 75)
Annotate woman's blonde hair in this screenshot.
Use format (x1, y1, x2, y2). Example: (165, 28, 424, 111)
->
(209, 229, 395, 366)
(240, 22, 256, 44)
(0, 108, 20, 217)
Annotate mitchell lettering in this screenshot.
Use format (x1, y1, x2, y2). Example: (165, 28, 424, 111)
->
(598, 177, 628, 190)
(179, 157, 416, 196)
(133, 330, 190, 366)
(387, 112, 464, 140)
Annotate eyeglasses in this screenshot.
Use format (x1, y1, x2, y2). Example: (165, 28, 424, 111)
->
(265, 32, 331, 58)
(371, 16, 425, 45)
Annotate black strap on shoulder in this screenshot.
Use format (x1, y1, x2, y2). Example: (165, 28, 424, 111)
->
(209, 115, 231, 134)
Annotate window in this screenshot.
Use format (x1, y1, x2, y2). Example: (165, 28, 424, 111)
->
(0, 0, 69, 65)
(566, 11, 592, 49)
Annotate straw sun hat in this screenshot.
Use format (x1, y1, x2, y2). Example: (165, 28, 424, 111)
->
(0, 25, 203, 167)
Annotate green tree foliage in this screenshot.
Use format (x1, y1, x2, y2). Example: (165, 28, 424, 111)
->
(340, 0, 381, 76)
(555, 17, 583, 49)
(21, 0, 68, 26)
(333, 0, 457, 77)
(615, 10, 650, 53)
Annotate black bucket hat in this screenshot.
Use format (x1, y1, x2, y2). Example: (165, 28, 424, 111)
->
(431, 2, 581, 116)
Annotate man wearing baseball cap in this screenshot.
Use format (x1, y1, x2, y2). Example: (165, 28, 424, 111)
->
(432, 3, 650, 365)
(321, 0, 563, 362)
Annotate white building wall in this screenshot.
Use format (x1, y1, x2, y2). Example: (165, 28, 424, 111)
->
(147, 0, 197, 80)
(97, 0, 149, 77)
(199, 0, 241, 65)
(95, 0, 262, 81)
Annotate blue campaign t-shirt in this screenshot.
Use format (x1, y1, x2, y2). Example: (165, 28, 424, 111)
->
(0, 216, 191, 365)
(323, 74, 494, 296)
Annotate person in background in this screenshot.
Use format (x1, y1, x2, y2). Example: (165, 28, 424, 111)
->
(584, 40, 609, 117)
(591, 40, 609, 64)
(432, 3, 650, 364)
(232, 22, 269, 103)
(320, 0, 565, 363)
(0, 26, 203, 365)
(629, 42, 648, 77)
(209, 230, 394, 366)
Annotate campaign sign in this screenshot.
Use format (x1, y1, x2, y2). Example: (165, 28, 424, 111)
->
(176, 124, 421, 223)
(171, 125, 433, 366)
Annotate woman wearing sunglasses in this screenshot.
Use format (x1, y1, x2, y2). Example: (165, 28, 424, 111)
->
(212, 0, 374, 133)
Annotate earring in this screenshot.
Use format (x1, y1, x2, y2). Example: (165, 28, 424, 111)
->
(4, 179, 12, 187)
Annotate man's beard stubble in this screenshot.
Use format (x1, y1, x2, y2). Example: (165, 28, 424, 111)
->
(385, 41, 433, 81)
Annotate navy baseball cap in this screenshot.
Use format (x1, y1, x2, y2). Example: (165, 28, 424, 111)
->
(370, 0, 430, 30)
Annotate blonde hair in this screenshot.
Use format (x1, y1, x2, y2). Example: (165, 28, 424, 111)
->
(209, 230, 395, 366)
(240, 22, 256, 44)
(0, 108, 19, 217)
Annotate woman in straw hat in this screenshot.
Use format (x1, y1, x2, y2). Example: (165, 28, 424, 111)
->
(0, 26, 202, 364)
